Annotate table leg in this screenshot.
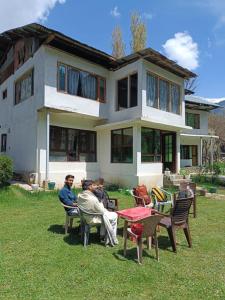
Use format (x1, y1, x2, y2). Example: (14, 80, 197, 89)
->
(123, 220, 128, 257)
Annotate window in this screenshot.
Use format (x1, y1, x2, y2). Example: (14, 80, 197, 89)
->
(181, 145, 192, 159)
(117, 73, 138, 110)
(141, 127, 161, 162)
(2, 89, 7, 100)
(1, 134, 7, 152)
(58, 63, 106, 102)
(15, 69, 34, 105)
(50, 126, 96, 162)
(111, 128, 133, 163)
(146, 72, 181, 115)
(185, 112, 200, 129)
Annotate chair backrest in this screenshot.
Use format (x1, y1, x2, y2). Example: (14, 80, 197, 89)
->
(171, 196, 193, 225)
(133, 185, 151, 206)
(151, 186, 166, 202)
(140, 215, 163, 237)
(180, 182, 196, 194)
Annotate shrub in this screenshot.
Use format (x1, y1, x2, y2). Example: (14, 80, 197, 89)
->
(0, 155, 13, 186)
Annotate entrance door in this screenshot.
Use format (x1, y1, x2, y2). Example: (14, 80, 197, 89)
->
(192, 145, 198, 166)
(162, 133, 176, 173)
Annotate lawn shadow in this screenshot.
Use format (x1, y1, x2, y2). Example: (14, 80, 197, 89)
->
(48, 224, 65, 235)
(113, 248, 157, 264)
(158, 235, 174, 251)
(64, 228, 105, 247)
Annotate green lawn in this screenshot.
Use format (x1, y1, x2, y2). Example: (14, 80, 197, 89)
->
(0, 186, 225, 300)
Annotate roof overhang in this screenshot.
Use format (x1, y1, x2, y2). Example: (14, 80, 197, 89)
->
(185, 100, 220, 111)
(181, 133, 219, 139)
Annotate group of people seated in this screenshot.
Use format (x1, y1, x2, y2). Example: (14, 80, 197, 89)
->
(58, 175, 118, 246)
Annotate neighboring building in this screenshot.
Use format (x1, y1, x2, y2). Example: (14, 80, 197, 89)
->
(181, 95, 219, 168)
(0, 23, 198, 188)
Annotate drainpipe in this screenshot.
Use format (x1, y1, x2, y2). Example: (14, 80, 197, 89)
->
(210, 137, 213, 172)
(46, 109, 50, 182)
(200, 137, 203, 166)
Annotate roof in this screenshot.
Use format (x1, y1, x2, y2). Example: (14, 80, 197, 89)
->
(185, 95, 220, 111)
(0, 23, 196, 79)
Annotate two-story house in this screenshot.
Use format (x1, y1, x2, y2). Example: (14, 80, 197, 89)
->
(0, 23, 197, 188)
(180, 95, 219, 168)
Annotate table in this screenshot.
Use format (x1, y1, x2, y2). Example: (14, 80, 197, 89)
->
(117, 207, 154, 255)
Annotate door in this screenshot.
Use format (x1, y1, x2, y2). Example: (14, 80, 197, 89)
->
(192, 145, 198, 166)
(162, 133, 177, 173)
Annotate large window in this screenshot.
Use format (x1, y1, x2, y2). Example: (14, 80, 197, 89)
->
(146, 72, 181, 115)
(141, 127, 161, 162)
(181, 145, 192, 159)
(1, 134, 7, 152)
(58, 63, 106, 102)
(15, 69, 34, 105)
(185, 112, 200, 129)
(117, 73, 138, 110)
(50, 126, 96, 162)
(111, 128, 133, 163)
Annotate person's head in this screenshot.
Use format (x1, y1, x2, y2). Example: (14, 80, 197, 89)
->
(65, 175, 74, 187)
(82, 180, 97, 192)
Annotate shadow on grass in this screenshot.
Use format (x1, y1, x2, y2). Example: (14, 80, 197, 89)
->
(48, 224, 65, 235)
(113, 248, 158, 264)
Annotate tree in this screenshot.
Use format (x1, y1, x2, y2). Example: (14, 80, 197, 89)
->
(112, 26, 125, 58)
(130, 12, 147, 53)
(184, 77, 198, 94)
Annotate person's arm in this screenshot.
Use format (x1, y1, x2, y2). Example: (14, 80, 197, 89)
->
(59, 189, 76, 207)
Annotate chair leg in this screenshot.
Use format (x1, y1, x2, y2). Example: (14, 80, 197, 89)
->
(69, 217, 73, 229)
(84, 224, 90, 247)
(154, 232, 159, 261)
(183, 225, 192, 248)
(146, 237, 152, 250)
(136, 238, 143, 264)
(193, 197, 197, 218)
(167, 227, 177, 252)
(65, 215, 69, 234)
(123, 221, 128, 257)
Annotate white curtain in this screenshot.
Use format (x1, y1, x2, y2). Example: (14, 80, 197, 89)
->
(146, 73, 158, 107)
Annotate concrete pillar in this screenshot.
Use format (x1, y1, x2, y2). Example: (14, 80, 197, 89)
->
(46, 109, 50, 182)
(176, 132, 181, 174)
(200, 137, 203, 166)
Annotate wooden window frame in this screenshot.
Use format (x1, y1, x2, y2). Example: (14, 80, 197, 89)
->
(14, 68, 34, 105)
(146, 71, 182, 115)
(1, 134, 7, 152)
(141, 127, 162, 163)
(111, 127, 133, 163)
(57, 62, 106, 103)
(185, 112, 200, 129)
(49, 125, 97, 162)
(116, 72, 138, 111)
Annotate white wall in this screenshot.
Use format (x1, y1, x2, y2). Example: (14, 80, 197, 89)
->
(180, 136, 201, 167)
(0, 47, 45, 174)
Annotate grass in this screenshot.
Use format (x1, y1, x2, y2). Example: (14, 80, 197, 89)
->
(0, 186, 225, 300)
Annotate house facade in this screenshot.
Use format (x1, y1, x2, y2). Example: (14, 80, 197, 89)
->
(0, 24, 199, 188)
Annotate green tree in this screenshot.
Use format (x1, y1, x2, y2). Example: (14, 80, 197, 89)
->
(112, 25, 125, 58)
(130, 12, 147, 53)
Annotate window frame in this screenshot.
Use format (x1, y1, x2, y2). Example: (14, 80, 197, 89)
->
(14, 68, 34, 105)
(57, 62, 106, 103)
(185, 112, 200, 129)
(49, 125, 97, 162)
(111, 127, 133, 163)
(1, 134, 7, 152)
(146, 71, 182, 115)
(180, 145, 192, 160)
(2, 89, 7, 100)
(116, 72, 138, 111)
(141, 127, 162, 163)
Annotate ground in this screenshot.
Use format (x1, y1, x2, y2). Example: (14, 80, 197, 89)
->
(0, 186, 225, 300)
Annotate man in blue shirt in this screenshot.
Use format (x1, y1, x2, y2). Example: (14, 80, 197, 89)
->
(59, 175, 79, 216)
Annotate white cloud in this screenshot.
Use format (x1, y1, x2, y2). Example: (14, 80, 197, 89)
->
(162, 32, 199, 70)
(0, 0, 66, 32)
(110, 6, 121, 18)
(143, 12, 153, 20)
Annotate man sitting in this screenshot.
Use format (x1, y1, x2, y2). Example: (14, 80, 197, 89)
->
(59, 175, 79, 216)
(77, 180, 118, 246)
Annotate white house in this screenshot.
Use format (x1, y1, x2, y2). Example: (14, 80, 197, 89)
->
(0, 23, 203, 188)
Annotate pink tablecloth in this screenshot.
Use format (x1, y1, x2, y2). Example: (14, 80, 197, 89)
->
(117, 207, 153, 222)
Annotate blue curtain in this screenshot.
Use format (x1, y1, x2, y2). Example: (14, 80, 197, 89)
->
(67, 67, 79, 95)
(159, 79, 168, 111)
(171, 84, 180, 114)
(146, 73, 158, 107)
(80, 71, 97, 100)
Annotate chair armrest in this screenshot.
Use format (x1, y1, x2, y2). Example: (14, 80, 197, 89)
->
(154, 211, 170, 217)
(161, 188, 173, 200)
(60, 203, 77, 209)
(108, 198, 119, 208)
(133, 195, 147, 206)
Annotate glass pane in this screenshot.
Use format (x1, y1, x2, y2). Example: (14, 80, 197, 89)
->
(122, 146, 133, 163)
(130, 73, 138, 107)
(67, 129, 79, 161)
(123, 128, 133, 146)
(99, 78, 106, 102)
(159, 79, 169, 111)
(117, 78, 128, 110)
(50, 126, 67, 151)
(171, 83, 180, 114)
(59, 65, 66, 91)
(67, 67, 79, 95)
(146, 73, 158, 108)
(141, 128, 161, 162)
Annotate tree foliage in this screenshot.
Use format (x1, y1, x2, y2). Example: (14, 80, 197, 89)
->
(0, 155, 13, 186)
(130, 12, 147, 53)
(112, 26, 125, 58)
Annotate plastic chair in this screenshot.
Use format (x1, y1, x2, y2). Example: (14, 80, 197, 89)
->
(60, 203, 80, 234)
(151, 186, 173, 212)
(179, 182, 197, 218)
(130, 185, 154, 208)
(78, 207, 103, 247)
(124, 215, 163, 264)
(158, 195, 193, 252)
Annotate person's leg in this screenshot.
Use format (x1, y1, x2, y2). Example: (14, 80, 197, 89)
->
(104, 210, 118, 237)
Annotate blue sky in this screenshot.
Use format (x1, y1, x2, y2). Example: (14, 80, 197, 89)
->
(1, 0, 225, 99)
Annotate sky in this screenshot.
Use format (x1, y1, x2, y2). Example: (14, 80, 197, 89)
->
(0, 0, 225, 100)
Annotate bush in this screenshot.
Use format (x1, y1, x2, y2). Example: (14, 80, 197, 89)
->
(0, 155, 13, 186)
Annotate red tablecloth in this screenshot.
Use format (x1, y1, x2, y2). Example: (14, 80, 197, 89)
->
(117, 207, 153, 222)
